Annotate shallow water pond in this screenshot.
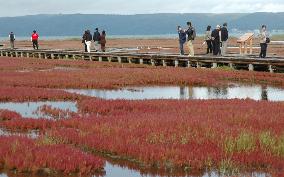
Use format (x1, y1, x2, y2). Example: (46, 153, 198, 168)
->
(0, 162, 270, 177)
(0, 101, 77, 119)
(65, 85, 284, 101)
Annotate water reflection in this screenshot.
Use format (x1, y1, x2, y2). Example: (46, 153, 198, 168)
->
(0, 101, 77, 119)
(65, 85, 284, 101)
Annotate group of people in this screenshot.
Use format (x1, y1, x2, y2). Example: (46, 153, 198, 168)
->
(82, 28, 107, 53)
(204, 23, 229, 56)
(178, 22, 270, 58)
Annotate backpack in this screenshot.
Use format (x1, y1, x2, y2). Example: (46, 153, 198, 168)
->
(266, 37, 270, 44)
(192, 28, 196, 40)
(187, 27, 196, 40)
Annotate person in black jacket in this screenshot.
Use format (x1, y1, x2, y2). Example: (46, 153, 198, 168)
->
(220, 23, 229, 56)
(9, 32, 15, 49)
(186, 21, 196, 57)
(82, 31, 88, 52)
(211, 25, 221, 56)
(85, 30, 93, 53)
(93, 28, 101, 52)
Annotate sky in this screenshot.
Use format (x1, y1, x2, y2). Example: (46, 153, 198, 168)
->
(0, 0, 283, 17)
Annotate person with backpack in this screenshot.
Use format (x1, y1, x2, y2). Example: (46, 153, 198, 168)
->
(186, 21, 196, 57)
(100, 30, 107, 52)
(204, 26, 212, 54)
(211, 25, 221, 56)
(9, 32, 15, 49)
(177, 26, 186, 55)
(259, 25, 269, 58)
(31, 30, 39, 50)
(220, 23, 229, 56)
(85, 30, 93, 53)
(93, 28, 101, 52)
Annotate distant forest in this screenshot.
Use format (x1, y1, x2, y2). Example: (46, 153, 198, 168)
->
(0, 12, 283, 36)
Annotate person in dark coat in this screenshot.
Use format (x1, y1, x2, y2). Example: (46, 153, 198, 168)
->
(82, 31, 88, 52)
(93, 28, 101, 52)
(220, 23, 229, 56)
(177, 26, 186, 55)
(85, 30, 93, 53)
(9, 32, 15, 49)
(100, 30, 107, 52)
(211, 25, 221, 56)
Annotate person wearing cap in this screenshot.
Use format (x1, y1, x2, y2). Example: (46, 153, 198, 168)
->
(93, 28, 101, 52)
(220, 23, 229, 56)
(211, 25, 221, 56)
(31, 30, 39, 50)
(9, 32, 15, 49)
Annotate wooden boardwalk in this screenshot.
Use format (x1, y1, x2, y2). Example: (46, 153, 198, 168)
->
(1, 48, 284, 73)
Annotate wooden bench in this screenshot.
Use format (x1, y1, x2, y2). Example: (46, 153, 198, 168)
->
(237, 33, 254, 55)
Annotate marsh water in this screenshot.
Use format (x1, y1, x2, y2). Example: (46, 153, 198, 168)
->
(65, 84, 284, 101)
(0, 163, 269, 177)
(0, 101, 77, 118)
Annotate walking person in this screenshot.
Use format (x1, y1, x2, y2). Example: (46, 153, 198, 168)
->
(85, 30, 92, 53)
(211, 25, 221, 56)
(93, 28, 101, 52)
(186, 21, 196, 57)
(220, 23, 229, 56)
(9, 32, 15, 49)
(259, 25, 269, 58)
(177, 26, 186, 55)
(82, 31, 88, 52)
(204, 26, 212, 54)
(100, 30, 107, 52)
(31, 30, 39, 50)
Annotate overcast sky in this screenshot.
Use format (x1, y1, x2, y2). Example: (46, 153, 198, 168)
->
(0, 0, 283, 17)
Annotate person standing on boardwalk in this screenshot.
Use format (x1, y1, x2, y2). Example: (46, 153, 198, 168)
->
(177, 26, 186, 55)
(220, 23, 229, 56)
(9, 32, 15, 49)
(259, 25, 269, 58)
(93, 28, 101, 52)
(85, 30, 93, 53)
(82, 31, 88, 52)
(31, 30, 39, 50)
(204, 26, 212, 54)
(186, 21, 196, 57)
(211, 25, 221, 56)
(186, 22, 196, 57)
(100, 30, 107, 52)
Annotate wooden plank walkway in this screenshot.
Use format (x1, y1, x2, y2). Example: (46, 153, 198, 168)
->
(0, 48, 284, 73)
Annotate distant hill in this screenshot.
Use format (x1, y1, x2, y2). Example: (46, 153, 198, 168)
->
(0, 13, 283, 37)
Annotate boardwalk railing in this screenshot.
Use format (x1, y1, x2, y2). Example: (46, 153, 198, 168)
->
(0, 48, 284, 73)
